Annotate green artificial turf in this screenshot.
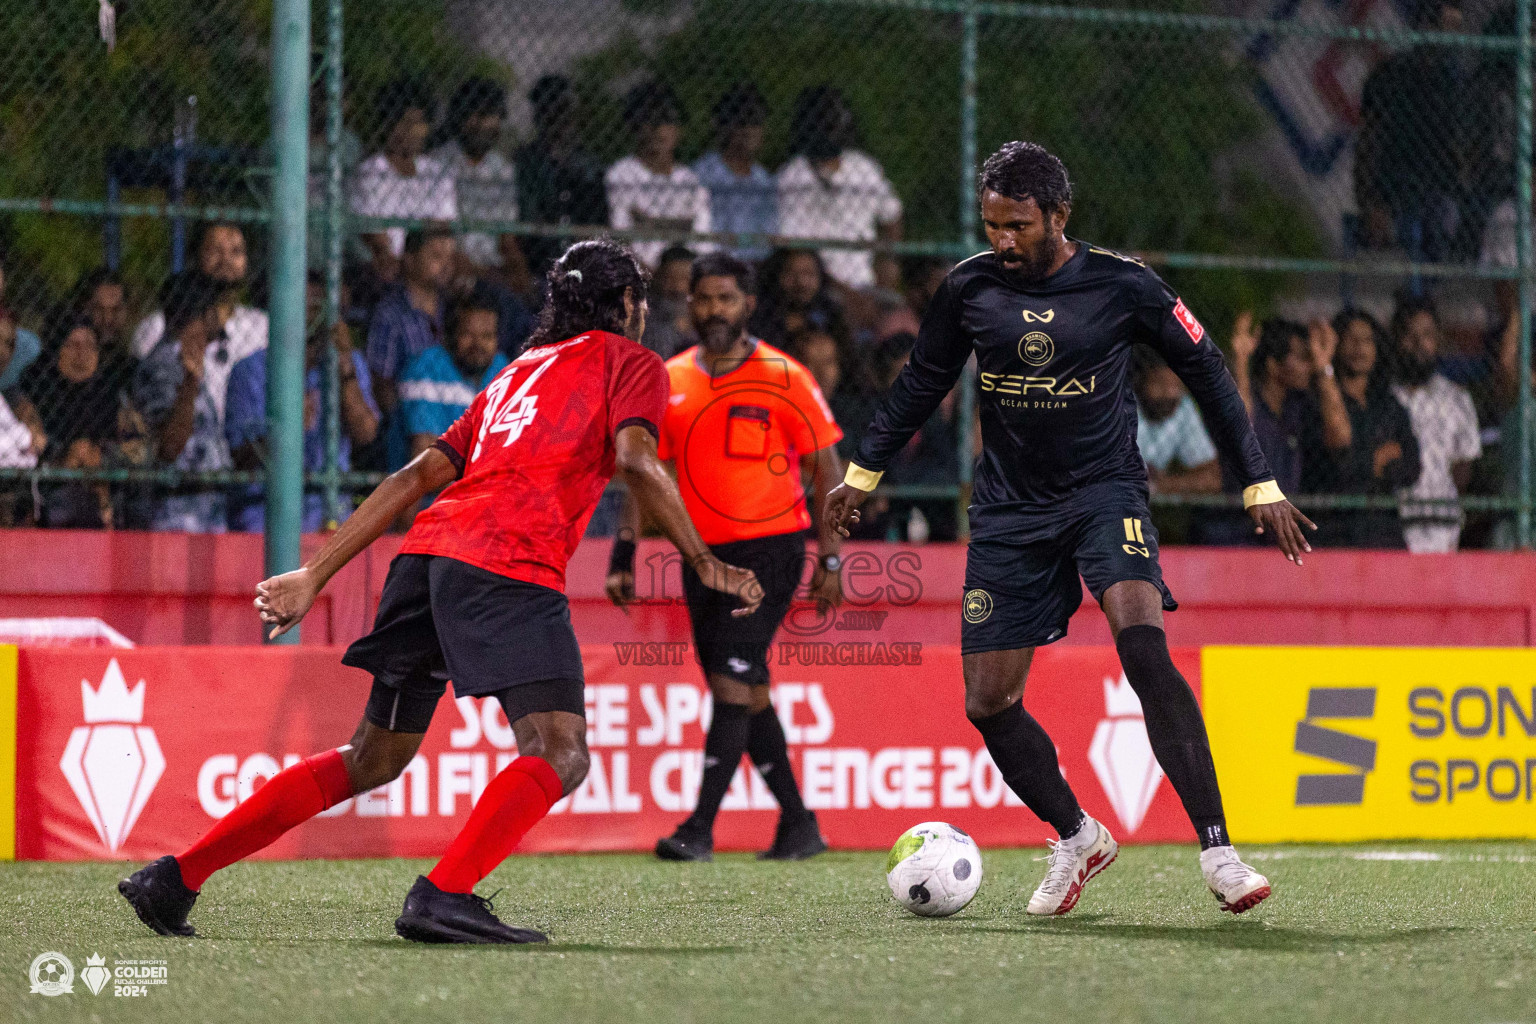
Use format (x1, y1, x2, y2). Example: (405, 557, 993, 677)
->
(3, 843, 1533, 1023)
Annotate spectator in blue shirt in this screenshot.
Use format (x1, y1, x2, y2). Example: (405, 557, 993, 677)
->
(398, 297, 507, 463)
(132, 273, 230, 532)
(226, 273, 380, 532)
(366, 225, 455, 468)
(693, 83, 776, 261)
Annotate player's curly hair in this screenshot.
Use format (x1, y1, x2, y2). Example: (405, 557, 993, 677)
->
(978, 141, 1073, 216)
(529, 240, 650, 348)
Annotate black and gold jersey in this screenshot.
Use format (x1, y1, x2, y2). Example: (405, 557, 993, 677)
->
(851, 241, 1272, 511)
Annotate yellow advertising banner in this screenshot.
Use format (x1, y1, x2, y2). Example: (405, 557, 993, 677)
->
(1203, 646, 1536, 842)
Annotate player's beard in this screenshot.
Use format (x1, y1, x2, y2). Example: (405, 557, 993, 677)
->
(999, 234, 1061, 283)
(698, 315, 746, 353)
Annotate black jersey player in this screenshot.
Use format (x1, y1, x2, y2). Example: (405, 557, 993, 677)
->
(825, 142, 1315, 916)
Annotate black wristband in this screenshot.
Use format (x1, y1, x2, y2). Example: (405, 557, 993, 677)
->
(609, 538, 637, 576)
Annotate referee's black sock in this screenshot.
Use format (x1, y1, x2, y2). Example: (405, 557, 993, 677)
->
(746, 706, 808, 820)
(1115, 624, 1230, 850)
(968, 702, 1084, 839)
(685, 701, 752, 834)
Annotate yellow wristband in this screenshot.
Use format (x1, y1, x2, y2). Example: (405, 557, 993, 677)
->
(844, 463, 884, 491)
(1242, 479, 1285, 509)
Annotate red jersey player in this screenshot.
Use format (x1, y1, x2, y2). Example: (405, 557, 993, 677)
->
(118, 241, 762, 945)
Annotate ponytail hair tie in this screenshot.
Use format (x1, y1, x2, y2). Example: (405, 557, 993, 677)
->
(566, 269, 583, 282)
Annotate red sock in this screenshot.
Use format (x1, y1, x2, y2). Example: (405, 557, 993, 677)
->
(176, 749, 353, 891)
(428, 756, 563, 894)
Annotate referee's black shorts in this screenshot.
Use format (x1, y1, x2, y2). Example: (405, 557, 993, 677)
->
(961, 482, 1177, 655)
(683, 530, 806, 687)
(342, 554, 586, 733)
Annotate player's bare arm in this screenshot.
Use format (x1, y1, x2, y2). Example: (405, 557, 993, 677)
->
(613, 423, 764, 617)
(805, 445, 845, 613)
(254, 446, 460, 638)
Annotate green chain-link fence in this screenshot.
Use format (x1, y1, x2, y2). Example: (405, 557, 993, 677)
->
(0, 0, 1531, 552)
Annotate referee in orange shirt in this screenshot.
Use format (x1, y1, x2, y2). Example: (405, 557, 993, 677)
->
(608, 252, 845, 861)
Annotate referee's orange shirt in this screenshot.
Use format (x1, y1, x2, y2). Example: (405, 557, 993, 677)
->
(658, 341, 843, 545)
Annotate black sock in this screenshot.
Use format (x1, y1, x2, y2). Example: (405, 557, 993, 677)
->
(745, 706, 807, 820)
(1115, 624, 1230, 850)
(969, 701, 1084, 838)
(686, 701, 751, 832)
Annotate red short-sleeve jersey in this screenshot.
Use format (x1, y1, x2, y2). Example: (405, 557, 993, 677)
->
(401, 330, 668, 590)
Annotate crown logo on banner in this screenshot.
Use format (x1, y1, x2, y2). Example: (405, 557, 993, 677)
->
(1101, 671, 1145, 718)
(1087, 672, 1166, 835)
(81, 659, 146, 723)
(59, 659, 164, 852)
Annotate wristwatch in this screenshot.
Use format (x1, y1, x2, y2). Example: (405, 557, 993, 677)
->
(820, 554, 842, 572)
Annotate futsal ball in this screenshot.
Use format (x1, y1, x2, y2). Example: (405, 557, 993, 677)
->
(885, 821, 983, 917)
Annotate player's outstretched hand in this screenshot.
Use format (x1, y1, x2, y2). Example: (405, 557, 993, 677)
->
(1248, 499, 1317, 566)
(254, 567, 321, 639)
(697, 557, 763, 618)
(824, 482, 871, 538)
(605, 570, 636, 610)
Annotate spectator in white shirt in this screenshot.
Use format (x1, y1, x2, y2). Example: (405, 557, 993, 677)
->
(130, 223, 268, 428)
(606, 81, 710, 269)
(429, 77, 529, 295)
(776, 85, 903, 292)
(1133, 347, 1221, 495)
(351, 77, 457, 281)
(1387, 295, 1482, 553)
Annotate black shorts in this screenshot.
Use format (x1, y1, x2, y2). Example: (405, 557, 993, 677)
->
(343, 554, 585, 733)
(683, 531, 805, 687)
(961, 484, 1177, 655)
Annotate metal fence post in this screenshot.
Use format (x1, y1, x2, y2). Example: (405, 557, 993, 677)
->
(322, 0, 345, 528)
(1518, 0, 1533, 549)
(264, 0, 311, 642)
(956, 0, 979, 538)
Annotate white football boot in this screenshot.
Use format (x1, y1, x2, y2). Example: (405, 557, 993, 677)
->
(1026, 815, 1118, 916)
(1200, 845, 1271, 914)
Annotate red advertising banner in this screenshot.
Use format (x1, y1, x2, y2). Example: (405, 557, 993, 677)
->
(13, 644, 1201, 861)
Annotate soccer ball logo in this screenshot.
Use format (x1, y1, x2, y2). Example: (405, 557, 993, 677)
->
(29, 952, 74, 996)
(886, 821, 984, 917)
(1018, 331, 1054, 366)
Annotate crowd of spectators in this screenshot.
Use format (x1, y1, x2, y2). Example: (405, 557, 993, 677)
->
(1133, 292, 1526, 552)
(1, 60, 1533, 551)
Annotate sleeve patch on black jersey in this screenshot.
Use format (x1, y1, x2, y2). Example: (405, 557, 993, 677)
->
(1173, 298, 1205, 343)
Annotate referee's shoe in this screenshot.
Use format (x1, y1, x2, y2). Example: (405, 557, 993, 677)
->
(758, 811, 828, 861)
